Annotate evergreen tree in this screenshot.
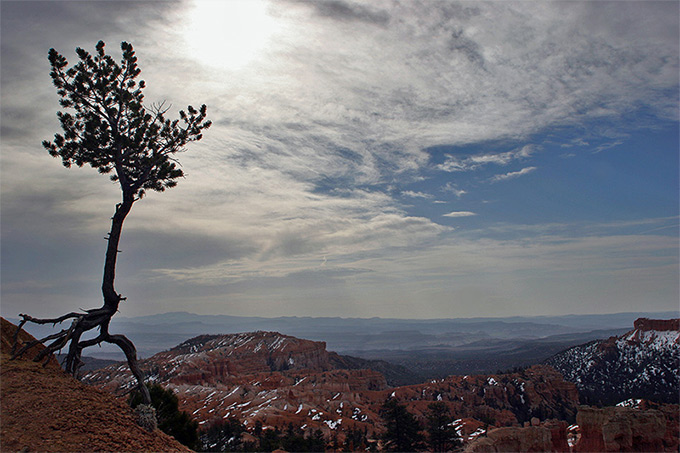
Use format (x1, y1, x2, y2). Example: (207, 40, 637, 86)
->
(380, 398, 424, 452)
(258, 426, 282, 452)
(11, 40, 211, 405)
(251, 423, 326, 452)
(200, 417, 245, 452)
(343, 426, 368, 452)
(307, 429, 327, 452)
(425, 402, 461, 452)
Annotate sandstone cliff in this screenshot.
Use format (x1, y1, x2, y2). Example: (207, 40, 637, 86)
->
(465, 403, 680, 453)
(574, 404, 679, 452)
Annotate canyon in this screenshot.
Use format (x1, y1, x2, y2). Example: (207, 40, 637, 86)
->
(3, 316, 679, 451)
(84, 330, 580, 440)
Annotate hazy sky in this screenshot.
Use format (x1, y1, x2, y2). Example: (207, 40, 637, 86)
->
(1, 0, 678, 319)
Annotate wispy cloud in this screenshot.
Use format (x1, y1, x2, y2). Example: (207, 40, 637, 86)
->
(1, 0, 677, 318)
(490, 166, 537, 183)
(438, 145, 536, 172)
(443, 211, 477, 218)
(441, 183, 467, 198)
(402, 190, 433, 199)
(593, 140, 624, 153)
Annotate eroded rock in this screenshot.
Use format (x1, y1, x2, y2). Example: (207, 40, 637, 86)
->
(574, 405, 675, 452)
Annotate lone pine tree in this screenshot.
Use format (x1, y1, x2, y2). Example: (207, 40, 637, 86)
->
(11, 41, 211, 404)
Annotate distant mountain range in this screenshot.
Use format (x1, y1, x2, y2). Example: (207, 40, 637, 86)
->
(9, 310, 676, 364)
(343, 328, 634, 378)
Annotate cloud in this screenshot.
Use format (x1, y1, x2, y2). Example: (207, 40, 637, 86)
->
(437, 145, 537, 172)
(208, 223, 679, 317)
(198, 0, 677, 190)
(1, 1, 677, 318)
(441, 183, 467, 198)
(307, 0, 390, 26)
(593, 140, 624, 153)
(490, 166, 537, 183)
(401, 190, 433, 199)
(443, 211, 477, 218)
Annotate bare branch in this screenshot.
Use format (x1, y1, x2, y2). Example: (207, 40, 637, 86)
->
(18, 312, 83, 325)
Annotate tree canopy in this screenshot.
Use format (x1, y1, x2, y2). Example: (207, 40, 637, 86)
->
(43, 40, 211, 200)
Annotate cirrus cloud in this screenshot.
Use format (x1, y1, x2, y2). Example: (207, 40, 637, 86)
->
(489, 166, 538, 183)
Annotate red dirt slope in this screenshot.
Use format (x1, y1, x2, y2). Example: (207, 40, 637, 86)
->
(0, 317, 190, 452)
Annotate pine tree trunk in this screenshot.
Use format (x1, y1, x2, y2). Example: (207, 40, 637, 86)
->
(99, 194, 151, 404)
(103, 194, 133, 311)
(11, 192, 152, 405)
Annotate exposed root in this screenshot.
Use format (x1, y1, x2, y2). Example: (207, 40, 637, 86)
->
(11, 310, 151, 404)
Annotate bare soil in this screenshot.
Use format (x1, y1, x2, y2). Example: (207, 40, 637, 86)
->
(1, 317, 190, 452)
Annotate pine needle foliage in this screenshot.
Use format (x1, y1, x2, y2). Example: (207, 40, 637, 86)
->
(43, 40, 211, 200)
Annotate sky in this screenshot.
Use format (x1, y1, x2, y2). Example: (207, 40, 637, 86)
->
(1, 0, 678, 320)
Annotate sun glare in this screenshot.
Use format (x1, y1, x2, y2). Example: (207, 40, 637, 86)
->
(184, 0, 278, 70)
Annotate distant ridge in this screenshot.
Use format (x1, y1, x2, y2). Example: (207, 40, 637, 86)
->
(545, 318, 680, 405)
(115, 310, 680, 325)
(10, 310, 677, 366)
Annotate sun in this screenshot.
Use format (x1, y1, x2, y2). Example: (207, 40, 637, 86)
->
(184, 0, 279, 70)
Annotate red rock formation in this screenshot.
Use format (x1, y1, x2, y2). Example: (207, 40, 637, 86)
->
(84, 332, 580, 442)
(379, 365, 579, 428)
(465, 426, 554, 452)
(657, 404, 680, 452)
(574, 405, 678, 452)
(633, 318, 680, 332)
(548, 318, 679, 406)
(544, 419, 570, 452)
(465, 419, 571, 453)
(85, 331, 389, 436)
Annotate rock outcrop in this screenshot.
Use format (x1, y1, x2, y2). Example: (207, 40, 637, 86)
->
(465, 426, 557, 452)
(544, 419, 570, 452)
(386, 365, 579, 427)
(466, 404, 680, 453)
(85, 331, 390, 436)
(633, 318, 680, 332)
(574, 405, 678, 452)
(545, 318, 679, 405)
(151, 331, 335, 384)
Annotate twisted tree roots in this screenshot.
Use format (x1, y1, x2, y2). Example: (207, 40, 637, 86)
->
(11, 309, 151, 404)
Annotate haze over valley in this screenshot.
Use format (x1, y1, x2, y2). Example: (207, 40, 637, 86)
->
(19, 310, 676, 379)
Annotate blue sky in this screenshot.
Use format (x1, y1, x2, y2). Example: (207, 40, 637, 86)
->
(405, 124, 679, 230)
(1, 0, 678, 319)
